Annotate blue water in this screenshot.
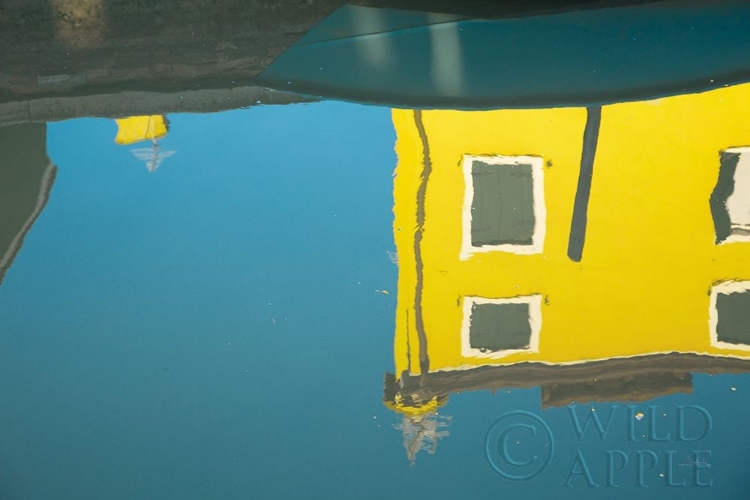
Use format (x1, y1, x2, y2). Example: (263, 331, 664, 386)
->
(1, 100, 750, 499)
(0, 102, 399, 499)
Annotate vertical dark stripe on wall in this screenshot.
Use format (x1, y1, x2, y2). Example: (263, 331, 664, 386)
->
(413, 110, 431, 382)
(567, 106, 602, 262)
(404, 309, 412, 377)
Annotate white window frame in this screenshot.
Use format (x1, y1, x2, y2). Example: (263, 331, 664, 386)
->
(719, 147, 750, 244)
(460, 155, 546, 260)
(709, 280, 750, 351)
(461, 295, 542, 359)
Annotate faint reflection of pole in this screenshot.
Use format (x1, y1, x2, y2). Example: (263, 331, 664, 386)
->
(130, 142, 176, 173)
(393, 413, 452, 465)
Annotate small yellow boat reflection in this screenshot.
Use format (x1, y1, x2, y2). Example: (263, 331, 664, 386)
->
(114, 115, 169, 145)
(114, 115, 175, 172)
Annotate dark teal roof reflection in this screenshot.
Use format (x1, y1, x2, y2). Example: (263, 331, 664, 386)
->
(256, 1, 750, 109)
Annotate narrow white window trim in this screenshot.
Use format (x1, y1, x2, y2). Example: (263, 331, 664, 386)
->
(720, 147, 750, 244)
(460, 155, 546, 260)
(461, 294, 542, 359)
(709, 280, 750, 351)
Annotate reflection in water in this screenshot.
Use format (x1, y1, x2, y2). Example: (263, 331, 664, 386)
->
(257, 2, 750, 109)
(712, 149, 750, 244)
(1, 0, 343, 103)
(50, 0, 106, 49)
(114, 115, 169, 145)
(2, 0, 750, 491)
(393, 411, 451, 466)
(114, 115, 176, 172)
(385, 81, 750, 459)
(0, 112, 190, 292)
(384, 385, 451, 464)
(0, 114, 172, 288)
(128, 146, 176, 173)
(0, 124, 56, 285)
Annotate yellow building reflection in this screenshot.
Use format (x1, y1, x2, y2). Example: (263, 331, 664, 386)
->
(115, 115, 169, 145)
(385, 82, 750, 424)
(51, 0, 106, 50)
(114, 115, 175, 172)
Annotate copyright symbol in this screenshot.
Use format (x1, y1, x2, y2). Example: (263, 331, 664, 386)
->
(485, 410, 554, 480)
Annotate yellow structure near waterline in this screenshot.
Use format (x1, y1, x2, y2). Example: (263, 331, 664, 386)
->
(114, 115, 175, 172)
(114, 115, 169, 145)
(389, 82, 750, 406)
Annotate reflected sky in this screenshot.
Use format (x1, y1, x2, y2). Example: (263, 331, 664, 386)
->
(0, 102, 403, 499)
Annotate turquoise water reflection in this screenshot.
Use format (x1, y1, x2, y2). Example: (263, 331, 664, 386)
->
(0, 100, 749, 499)
(0, 102, 399, 499)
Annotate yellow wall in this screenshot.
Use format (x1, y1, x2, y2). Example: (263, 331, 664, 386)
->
(114, 115, 168, 145)
(392, 83, 750, 376)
